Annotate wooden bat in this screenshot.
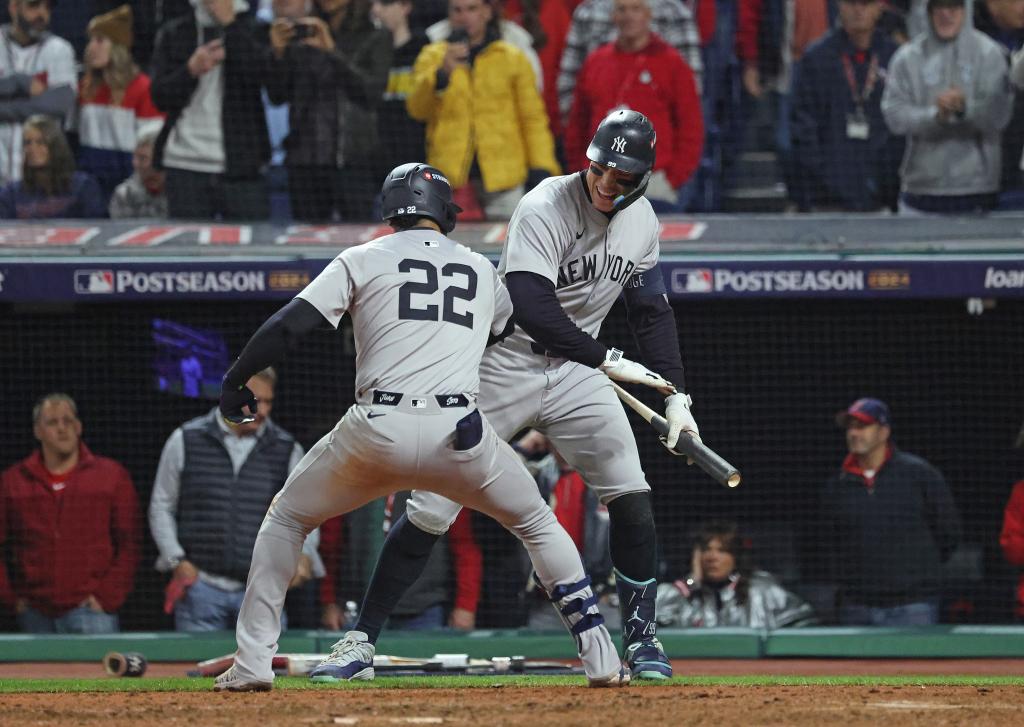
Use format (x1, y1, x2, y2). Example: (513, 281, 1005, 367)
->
(609, 381, 741, 488)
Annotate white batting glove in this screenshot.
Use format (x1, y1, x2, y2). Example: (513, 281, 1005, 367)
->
(663, 393, 700, 460)
(599, 348, 676, 395)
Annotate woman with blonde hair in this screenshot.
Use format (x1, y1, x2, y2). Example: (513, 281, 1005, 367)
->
(0, 115, 104, 218)
(77, 4, 164, 202)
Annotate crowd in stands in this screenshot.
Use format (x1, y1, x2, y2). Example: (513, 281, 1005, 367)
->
(4, 0, 1024, 221)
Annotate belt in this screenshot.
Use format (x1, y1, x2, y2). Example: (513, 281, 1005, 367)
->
(370, 390, 472, 408)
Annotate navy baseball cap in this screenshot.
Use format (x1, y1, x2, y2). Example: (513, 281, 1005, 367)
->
(836, 398, 891, 427)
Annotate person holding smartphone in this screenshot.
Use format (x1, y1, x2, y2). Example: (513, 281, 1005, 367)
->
(405, 0, 560, 219)
(266, 0, 393, 222)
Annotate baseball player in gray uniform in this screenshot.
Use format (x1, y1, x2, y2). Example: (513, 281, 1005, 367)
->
(212, 163, 628, 691)
(328, 110, 700, 681)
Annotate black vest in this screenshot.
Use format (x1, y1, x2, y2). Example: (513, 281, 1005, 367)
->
(177, 410, 296, 581)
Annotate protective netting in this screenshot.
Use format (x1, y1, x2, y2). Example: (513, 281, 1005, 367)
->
(1, 295, 1022, 630)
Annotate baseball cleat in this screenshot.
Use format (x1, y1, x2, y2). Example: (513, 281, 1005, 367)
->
(624, 638, 672, 680)
(213, 665, 272, 692)
(587, 665, 631, 688)
(309, 630, 376, 682)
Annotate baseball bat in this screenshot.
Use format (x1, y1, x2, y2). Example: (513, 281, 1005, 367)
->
(609, 381, 741, 488)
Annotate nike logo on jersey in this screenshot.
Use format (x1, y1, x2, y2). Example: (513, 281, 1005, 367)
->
(575, 229, 584, 239)
(367, 412, 387, 419)
(556, 253, 637, 289)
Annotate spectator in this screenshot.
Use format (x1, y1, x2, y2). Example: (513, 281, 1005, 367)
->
(77, 5, 165, 204)
(320, 492, 452, 631)
(999, 423, 1024, 620)
(790, 0, 903, 212)
(266, 0, 392, 221)
(656, 520, 816, 628)
(151, 0, 272, 221)
(0, 0, 76, 184)
(0, 393, 141, 634)
(407, 0, 560, 219)
(501, 0, 572, 138)
(882, 0, 1013, 215)
(822, 398, 962, 625)
(565, 0, 703, 212)
(0, 115, 105, 218)
(149, 367, 325, 632)
(558, 0, 702, 122)
(372, 0, 429, 181)
(981, 0, 1024, 203)
(108, 129, 168, 219)
(425, 0, 544, 92)
(257, 0, 311, 222)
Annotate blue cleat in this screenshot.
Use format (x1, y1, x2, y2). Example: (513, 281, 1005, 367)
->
(309, 631, 375, 682)
(624, 637, 672, 680)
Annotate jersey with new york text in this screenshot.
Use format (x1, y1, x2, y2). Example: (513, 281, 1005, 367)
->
(498, 172, 660, 355)
(297, 228, 513, 397)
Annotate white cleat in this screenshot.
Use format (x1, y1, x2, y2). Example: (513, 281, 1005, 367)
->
(587, 665, 631, 688)
(310, 630, 376, 682)
(213, 664, 272, 692)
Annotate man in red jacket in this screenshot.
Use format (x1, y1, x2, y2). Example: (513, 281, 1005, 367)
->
(1000, 424, 1024, 620)
(0, 393, 141, 633)
(565, 0, 703, 212)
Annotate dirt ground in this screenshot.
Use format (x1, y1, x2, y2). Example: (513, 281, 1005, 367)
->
(1, 683, 1023, 727)
(2, 660, 1024, 725)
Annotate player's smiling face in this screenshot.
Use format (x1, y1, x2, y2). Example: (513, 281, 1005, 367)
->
(586, 163, 639, 213)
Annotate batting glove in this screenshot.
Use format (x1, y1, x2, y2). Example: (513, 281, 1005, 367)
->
(663, 393, 700, 461)
(599, 348, 676, 395)
(219, 383, 258, 426)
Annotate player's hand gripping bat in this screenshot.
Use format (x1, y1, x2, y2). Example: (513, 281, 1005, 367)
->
(609, 381, 741, 488)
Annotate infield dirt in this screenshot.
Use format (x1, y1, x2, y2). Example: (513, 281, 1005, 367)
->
(2, 684, 1024, 726)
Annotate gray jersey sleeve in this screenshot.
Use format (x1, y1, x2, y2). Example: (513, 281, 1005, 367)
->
(503, 189, 572, 283)
(295, 250, 360, 329)
(491, 265, 514, 334)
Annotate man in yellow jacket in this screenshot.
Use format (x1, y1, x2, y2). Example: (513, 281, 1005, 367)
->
(406, 0, 560, 219)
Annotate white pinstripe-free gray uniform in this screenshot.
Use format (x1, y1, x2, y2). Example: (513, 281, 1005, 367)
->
(406, 173, 661, 535)
(231, 227, 620, 682)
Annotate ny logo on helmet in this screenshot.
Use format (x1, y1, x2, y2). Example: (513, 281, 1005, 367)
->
(611, 136, 627, 153)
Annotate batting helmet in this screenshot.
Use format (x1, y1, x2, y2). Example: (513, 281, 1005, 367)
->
(381, 162, 462, 234)
(586, 109, 657, 211)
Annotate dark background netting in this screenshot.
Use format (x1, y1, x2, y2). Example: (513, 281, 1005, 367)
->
(2, 295, 1022, 629)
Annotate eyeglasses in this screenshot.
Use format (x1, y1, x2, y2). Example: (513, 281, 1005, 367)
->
(589, 163, 640, 190)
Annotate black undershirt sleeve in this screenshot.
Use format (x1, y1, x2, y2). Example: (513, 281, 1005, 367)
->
(622, 266, 686, 390)
(223, 297, 329, 389)
(505, 271, 607, 367)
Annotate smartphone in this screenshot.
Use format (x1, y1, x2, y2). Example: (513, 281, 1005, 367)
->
(291, 23, 314, 41)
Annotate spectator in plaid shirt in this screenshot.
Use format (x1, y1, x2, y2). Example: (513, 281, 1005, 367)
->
(557, 0, 702, 120)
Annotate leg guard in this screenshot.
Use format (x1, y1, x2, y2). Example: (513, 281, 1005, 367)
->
(547, 575, 628, 687)
(615, 568, 672, 679)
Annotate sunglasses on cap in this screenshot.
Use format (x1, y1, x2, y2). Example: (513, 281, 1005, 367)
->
(589, 163, 641, 190)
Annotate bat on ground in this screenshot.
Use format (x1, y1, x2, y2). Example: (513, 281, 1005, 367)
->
(609, 381, 741, 488)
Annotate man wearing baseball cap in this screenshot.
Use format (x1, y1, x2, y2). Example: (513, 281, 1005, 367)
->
(821, 397, 962, 625)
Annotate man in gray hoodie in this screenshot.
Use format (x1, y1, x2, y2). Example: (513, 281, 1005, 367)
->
(882, 0, 1013, 214)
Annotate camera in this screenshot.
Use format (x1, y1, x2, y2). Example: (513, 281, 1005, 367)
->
(447, 28, 469, 44)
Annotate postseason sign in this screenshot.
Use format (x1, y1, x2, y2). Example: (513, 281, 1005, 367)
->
(2, 258, 1023, 302)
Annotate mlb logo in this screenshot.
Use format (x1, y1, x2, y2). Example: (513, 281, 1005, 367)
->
(74, 269, 114, 294)
(678, 269, 713, 293)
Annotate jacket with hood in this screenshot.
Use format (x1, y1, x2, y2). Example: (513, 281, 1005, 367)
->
(882, 8, 1012, 197)
(150, 1, 270, 178)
